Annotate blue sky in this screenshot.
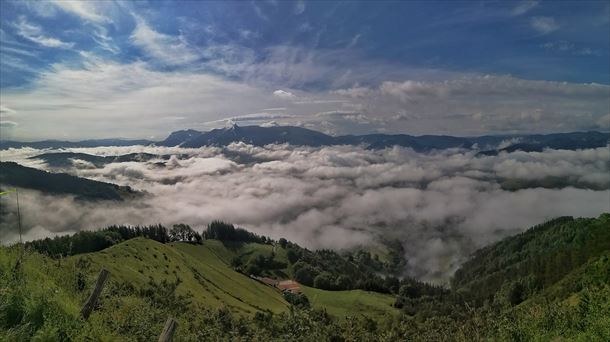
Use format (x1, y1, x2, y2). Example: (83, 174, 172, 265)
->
(0, 1, 609, 140)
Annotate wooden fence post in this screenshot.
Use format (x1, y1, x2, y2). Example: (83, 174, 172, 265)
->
(81, 268, 110, 319)
(158, 317, 178, 342)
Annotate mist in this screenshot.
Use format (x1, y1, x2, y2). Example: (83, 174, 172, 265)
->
(1, 143, 608, 282)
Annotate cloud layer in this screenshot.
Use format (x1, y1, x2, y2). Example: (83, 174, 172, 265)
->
(1, 144, 608, 282)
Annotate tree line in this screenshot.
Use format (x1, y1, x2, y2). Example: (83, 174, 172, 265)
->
(24, 221, 273, 258)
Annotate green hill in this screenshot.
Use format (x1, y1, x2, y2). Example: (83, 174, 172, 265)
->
(2, 214, 609, 341)
(82, 238, 289, 315)
(0, 161, 140, 201)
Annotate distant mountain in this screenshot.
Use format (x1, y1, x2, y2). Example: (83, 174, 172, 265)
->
(0, 138, 152, 149)
(476, 131, 610, 156)
(2, 126, 607, 153)
(159, 125, 609, 153)
(0, 161, 140, 201)
(29, 152, 162, 168)
(159, 124, 335, 148)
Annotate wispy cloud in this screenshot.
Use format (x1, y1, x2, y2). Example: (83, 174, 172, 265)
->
(51, 0, 111, 23)
(130, 15, 199, 65)
(0, 120, 18, 127)
(0, 104, 17, 115)
(13, 16, 74, 48)
(92, 26, 119, 54)
(530, 16, 560, 35)
(294, 1, 306, 15)
(511, 1, 539, 16)
(541, 41, 601, 56)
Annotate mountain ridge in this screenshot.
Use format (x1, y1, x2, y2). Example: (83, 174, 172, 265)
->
(2, 125, 608, 153)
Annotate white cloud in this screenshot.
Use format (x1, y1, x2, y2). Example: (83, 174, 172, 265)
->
(0, 121, 18, 127)
(13, 16, 74, 48)
(273, 89, 296, 98)
(0, 59, 348, 140)
(2, 144, 608, 282)
(130, 15, 199, 65)
(511, 1, 538, 16)
(51, 0, 111, 23)
(333, 75, 609, 134)
(0, 105, 17, 115)
(530, 16, 560, 35)
(92, 26, 119, 54)
(597, 113, 610, 129)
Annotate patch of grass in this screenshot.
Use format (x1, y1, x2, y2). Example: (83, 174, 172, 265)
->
(301, 285, 398, 321)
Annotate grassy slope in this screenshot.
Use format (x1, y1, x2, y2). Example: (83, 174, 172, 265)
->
(72, 238, 397, 319)
(301, 286, 397, 321)
(80, 238, 288, 316)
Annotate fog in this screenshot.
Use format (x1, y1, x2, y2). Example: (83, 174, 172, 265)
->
(1, 144, 609, 282)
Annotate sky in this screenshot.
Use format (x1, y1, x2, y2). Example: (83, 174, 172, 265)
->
(0, 0, 609, 140)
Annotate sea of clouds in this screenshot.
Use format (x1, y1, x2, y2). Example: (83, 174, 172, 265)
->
(1, 144, 609, 282)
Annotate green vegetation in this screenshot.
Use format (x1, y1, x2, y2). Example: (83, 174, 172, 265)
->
(301, 286, 396, 321)
(1, 214, 608, 340)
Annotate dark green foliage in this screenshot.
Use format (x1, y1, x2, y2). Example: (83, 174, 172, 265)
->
(25, 224, 171, 257)
(203, 220, 267, 243)
(452, 214, 610, 306)
(293, 262, 318, 286)
(285, 246, 393, 293)
(282, 292, 310, 309)
(313, 271, 334, 290)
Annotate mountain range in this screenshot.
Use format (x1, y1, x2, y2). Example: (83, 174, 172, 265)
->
(1, 125, 608, 153)
(159, 125, 609, 152)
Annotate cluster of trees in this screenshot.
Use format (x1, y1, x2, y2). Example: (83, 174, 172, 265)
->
(203, 221, 270, 244)
(232, 252, 288, 276)
(25, 224, 202, 257)
(24, 221, 272, 258)
(284, 243, 406, 294)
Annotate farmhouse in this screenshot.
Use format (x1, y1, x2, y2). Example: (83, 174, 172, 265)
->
(276, 280, 301, 294)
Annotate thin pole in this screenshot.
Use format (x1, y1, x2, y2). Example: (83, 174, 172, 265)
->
(16, 188, 22, 244)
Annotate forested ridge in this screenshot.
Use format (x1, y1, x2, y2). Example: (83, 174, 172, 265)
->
(0, 161, 139, 201)
(1, 214, 609, 340)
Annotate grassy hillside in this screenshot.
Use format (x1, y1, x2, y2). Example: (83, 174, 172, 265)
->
(81, 238, 289, 315)
(301, 286, 396, 321)
(2, 214, 608, 341)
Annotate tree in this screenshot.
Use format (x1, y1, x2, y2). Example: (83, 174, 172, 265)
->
(170, 224, 197, 243)
(294, 263, 318, 286)
(313, 272, 334, 290)
(286, 248, 300, 264)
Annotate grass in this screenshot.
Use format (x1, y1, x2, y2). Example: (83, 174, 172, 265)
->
(78, 238, 289, 316)
(301, 285, 398, 321)
(2, 237, 398, 327)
